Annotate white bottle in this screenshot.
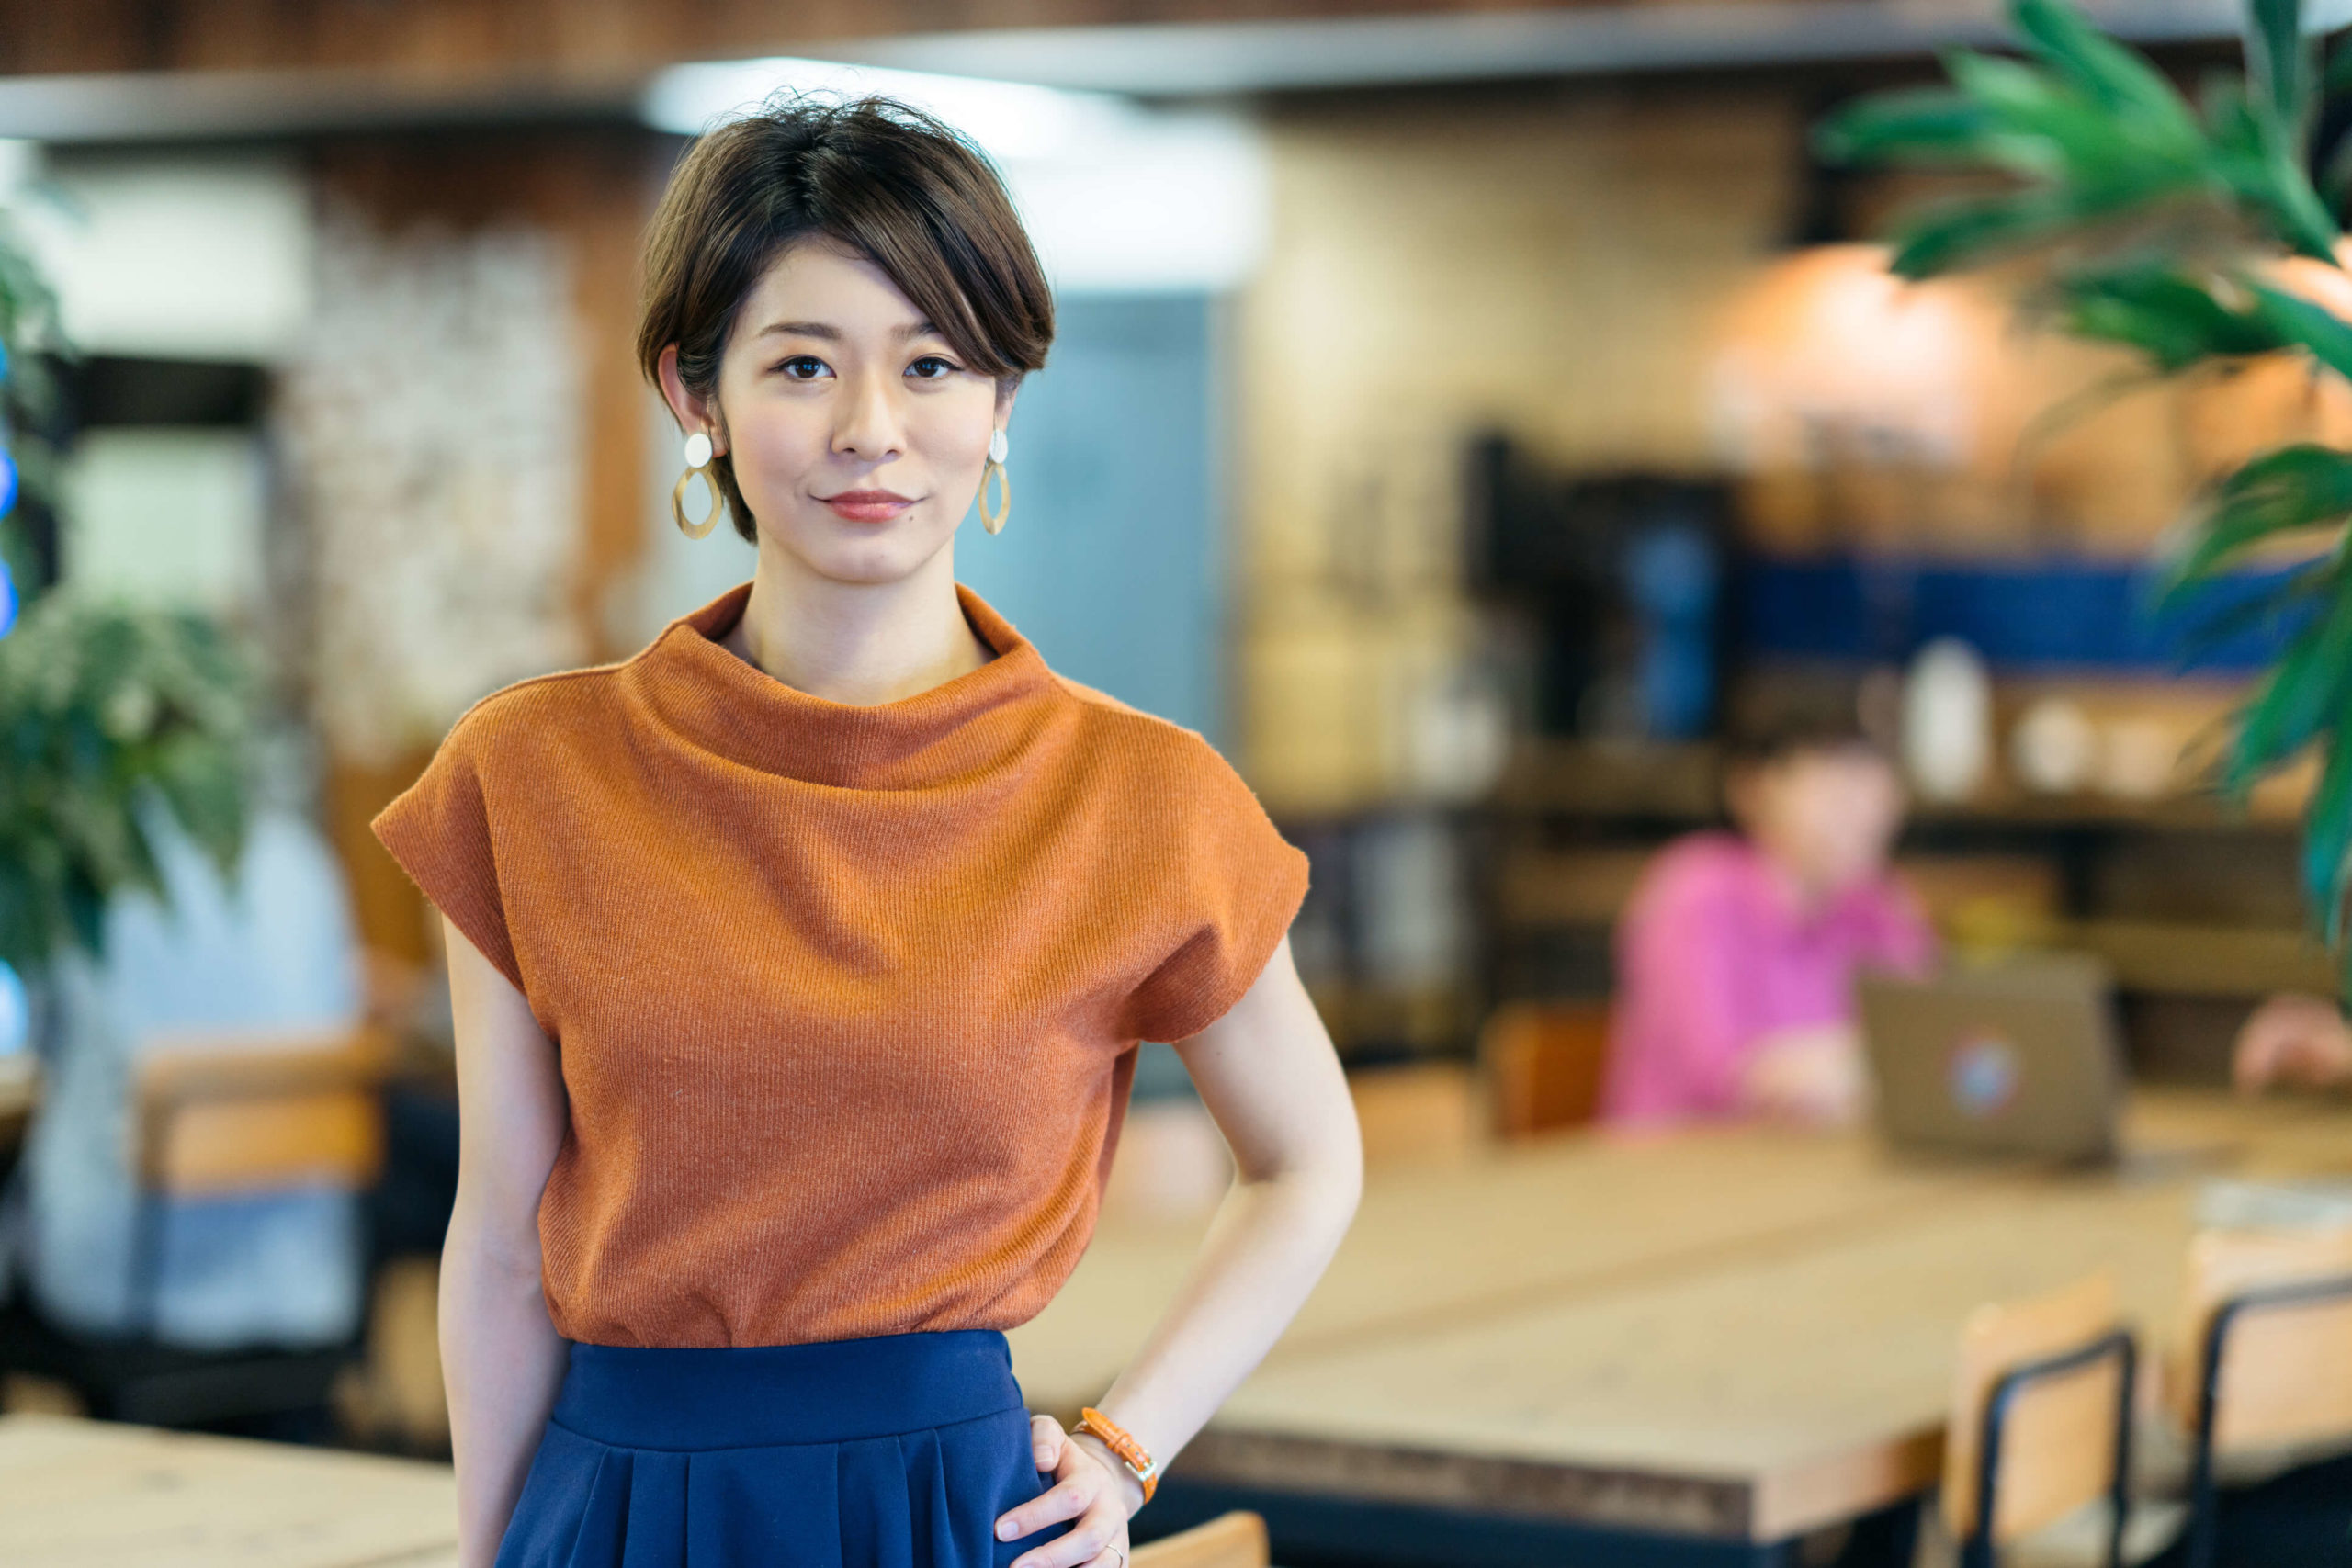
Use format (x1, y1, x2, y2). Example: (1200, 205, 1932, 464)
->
(1902, 637, 1993, 804)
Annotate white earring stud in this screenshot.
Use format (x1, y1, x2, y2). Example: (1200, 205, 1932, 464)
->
(988, 428, 1009, 465)
(673, 431, 721, 539)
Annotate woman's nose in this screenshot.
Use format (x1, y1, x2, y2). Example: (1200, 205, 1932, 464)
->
(831, 371, 905, 461)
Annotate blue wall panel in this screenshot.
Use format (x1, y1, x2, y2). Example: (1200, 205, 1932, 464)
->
(1736, 555, 2315, 674)
(955, 294, 1224, 741)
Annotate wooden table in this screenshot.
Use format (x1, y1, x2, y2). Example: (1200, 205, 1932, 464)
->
(8, 1091, 2343, 1564)
(1012, 1089, 2352, 1553)
(0, 1412, 457, 1567)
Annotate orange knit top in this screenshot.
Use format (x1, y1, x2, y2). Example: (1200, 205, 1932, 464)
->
(372, 581, 1309, 1349)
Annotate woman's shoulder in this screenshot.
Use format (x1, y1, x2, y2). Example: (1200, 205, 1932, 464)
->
(1629, 831, 1761, 919)
(433, 658, 637, 770)
(1049, 674, 1261, 805)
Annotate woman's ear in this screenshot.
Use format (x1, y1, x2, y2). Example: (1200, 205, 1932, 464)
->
(658, 345, 727, 457)
(994, 379, 1021, 424)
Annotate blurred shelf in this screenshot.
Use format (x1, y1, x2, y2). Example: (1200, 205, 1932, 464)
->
(1302, 980, 1471, 1059)
(2056, 919, 2334, 999)
(1496, 847, 1654, 929)
(1494, 739, 1718, 820)
(1494, 870, 2326, 999)
(1496, 739, 2302, 835)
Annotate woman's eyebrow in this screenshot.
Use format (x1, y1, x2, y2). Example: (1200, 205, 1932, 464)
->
(752, 319, 943, 341)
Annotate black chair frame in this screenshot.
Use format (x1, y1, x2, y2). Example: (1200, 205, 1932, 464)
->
(2182, 1270, 2352, 1568)
(1961, 1328, 2137, 1568)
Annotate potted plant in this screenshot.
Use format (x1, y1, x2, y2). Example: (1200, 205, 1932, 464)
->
(1820, 0, 2352, 986)
(0, 198, 254, 1064)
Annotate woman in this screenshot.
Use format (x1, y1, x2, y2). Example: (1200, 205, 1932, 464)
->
(1600, 705, 1937, 1127)
(374, 97, 1362, 1568)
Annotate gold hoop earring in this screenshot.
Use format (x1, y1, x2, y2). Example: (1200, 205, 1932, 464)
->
(672, 431, 722, 540)
(979, 427, 1012, 535)
(979, 457, 1012, 535)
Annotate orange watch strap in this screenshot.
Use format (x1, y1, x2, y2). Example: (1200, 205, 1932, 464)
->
(1075, 1405, 1159, 1505)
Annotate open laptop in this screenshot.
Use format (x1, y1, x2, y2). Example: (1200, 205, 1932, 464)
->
(1856, 952, 2124, 1163)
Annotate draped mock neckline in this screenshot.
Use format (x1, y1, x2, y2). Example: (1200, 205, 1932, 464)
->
(624, 580, 1064, 788)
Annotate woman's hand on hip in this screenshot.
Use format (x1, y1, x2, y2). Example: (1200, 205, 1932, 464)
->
(998, 1413, 1144, 1568)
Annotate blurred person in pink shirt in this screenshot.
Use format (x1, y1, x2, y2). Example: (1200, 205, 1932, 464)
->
(1601, 705, 1938, 1128)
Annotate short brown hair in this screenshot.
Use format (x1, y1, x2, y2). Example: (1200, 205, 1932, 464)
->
(636, 95, 1056, 541)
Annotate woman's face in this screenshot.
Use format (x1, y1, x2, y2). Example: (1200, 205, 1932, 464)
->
(665, 239, 1010, 584)
(1730, 746, 1906, 897)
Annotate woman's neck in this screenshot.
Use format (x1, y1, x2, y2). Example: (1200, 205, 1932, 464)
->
(1746, 833, 1835, 919)
(721, 545, 995, 707)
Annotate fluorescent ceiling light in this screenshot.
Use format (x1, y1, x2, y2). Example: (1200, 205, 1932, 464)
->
(639, 58, 1269, 295)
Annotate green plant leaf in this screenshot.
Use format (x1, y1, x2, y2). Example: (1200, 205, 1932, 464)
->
(2166, 556, 2339, 663)
(1945, 47, 2199, 181)
(2227, 584, 2352, 788)
(2060, 265, 2282, 368)
(1887, 183, 2188, 276)
(0, 592, 255, 975)
(2013, 0, 2204, 143)
(2304, 729, 2352, 943)
(2244, 0, 2312, 136)
(1812, 87, 2004, 166)
(2165, 444, 2352, 588)
(2207, 84, 2342, 259)
(2247, 281, 2352, 378)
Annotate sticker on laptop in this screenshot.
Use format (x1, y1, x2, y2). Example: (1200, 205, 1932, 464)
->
(1948, 1032, 2021, 1119)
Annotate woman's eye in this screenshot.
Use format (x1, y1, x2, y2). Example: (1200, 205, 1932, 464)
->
(908, 355, 961, 380)
(776, 355, 829, 380)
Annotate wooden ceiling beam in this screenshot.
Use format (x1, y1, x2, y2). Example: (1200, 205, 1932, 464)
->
(0, 0, 2259, 83)
(0, 0, 2275, 143)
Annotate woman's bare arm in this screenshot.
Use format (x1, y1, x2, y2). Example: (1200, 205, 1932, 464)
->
(438, 915, 571, 1568)
(997, 934, 1363, 1568)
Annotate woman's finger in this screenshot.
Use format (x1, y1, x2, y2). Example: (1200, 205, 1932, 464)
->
(1008, 1495, 1123, 1568)
(996, 1472, 1094, 1543)
(1029, 1413, 1065, 1472)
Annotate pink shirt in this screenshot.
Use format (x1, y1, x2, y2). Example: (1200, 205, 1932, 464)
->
(1600, 831, 1937, 1125)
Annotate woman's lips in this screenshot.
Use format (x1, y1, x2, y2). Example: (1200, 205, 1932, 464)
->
(821, 490, 915, 523)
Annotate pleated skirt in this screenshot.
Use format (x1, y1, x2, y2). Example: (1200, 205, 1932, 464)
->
(494, 1330, 1065, 1568)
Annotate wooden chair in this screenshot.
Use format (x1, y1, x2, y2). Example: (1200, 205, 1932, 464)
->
(0, 1055, 39, 1189)
(129, 1025, 392, 1334)
(1942, 1274, 2140, 1568)
(135, 1027, 390, 1190)
(1477, 999, 1611, 1138)
(1130, 1511, 1268, 1568)
(2174, 1227, 2352, 1568)
(1347, 1061, 1480, 1167)
(0, 1026, 393, 1428)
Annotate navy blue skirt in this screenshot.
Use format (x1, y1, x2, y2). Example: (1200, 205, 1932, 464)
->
(495, 1330, 1065, 1568)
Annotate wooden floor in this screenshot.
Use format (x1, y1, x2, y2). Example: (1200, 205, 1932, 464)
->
(6, 1089, 2348, 1564)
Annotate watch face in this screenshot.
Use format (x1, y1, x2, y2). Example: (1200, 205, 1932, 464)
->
(1948, 1030, 2021, 1119)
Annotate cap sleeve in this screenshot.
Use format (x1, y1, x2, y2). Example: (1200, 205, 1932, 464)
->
(370, 710, 526, 996)
(1123, 738, 1312, 1044)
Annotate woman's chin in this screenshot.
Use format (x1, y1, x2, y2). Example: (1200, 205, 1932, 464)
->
(767, 517, 958, 587)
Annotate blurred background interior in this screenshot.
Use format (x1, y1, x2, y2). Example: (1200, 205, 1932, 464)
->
(6, 3, 2352, 1567)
